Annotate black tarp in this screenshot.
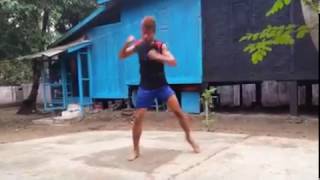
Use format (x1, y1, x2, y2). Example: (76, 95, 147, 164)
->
(202, 0, 318, 83)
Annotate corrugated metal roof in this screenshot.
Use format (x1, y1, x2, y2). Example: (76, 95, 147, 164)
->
(17, 40, 91, 61)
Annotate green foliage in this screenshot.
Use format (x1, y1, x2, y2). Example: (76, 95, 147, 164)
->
(302, 0, 320, 13)
(201, 87, 217, 131)
(240, 24, 310, 64)
(0, 60, 32, 85)
(201, 87, 216, 109)
(266, 0, 292, 17)
(240, 0, 318, 64)
(0, 0, 96, 60)
(54, 0, 97, 34)
(0, 0, 44, 59)
(267, 0, 319, 16)
(0, 0, 96, 85)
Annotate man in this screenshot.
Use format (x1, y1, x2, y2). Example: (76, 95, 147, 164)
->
(119, 16, 200, 161)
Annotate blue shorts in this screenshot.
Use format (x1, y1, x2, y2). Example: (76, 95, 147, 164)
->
(135, 85, 175, 109)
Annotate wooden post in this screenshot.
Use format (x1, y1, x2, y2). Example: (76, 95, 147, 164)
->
(239, 84, 243, 107)
(289, 81, 299, 116)
(305, 83, 313, 108)
(77, 52, 84, 115)
(42, 62, 48, 111)
(155, 99, 159, 112)
(255, 82, 262, 107)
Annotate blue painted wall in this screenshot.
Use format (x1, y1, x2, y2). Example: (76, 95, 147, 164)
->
(181, 92, 201, 114)
(88, 23, 128, 99)
(87, 0, 202, 100)
(121, 0, 202, 86)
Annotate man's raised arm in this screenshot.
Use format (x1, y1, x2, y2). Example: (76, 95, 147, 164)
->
(119, 35, 137, 60)
(147, 44, 177, 66)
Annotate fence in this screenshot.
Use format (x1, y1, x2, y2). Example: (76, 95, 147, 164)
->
(0, 83, 46, 105)
(0, 81, 318, 107)
(217, 81, 319, 107)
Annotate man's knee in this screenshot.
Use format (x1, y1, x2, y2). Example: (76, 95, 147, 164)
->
(133, 110, 145, 123)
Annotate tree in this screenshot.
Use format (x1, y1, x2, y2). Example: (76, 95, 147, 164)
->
(240, 0, 319, 64)
(0, 0, 96, 114)
(0, 0, 46, 60)
(0, 60, 32, 86)
(54, 0, 97, 34)
(17, 0, 52, 114)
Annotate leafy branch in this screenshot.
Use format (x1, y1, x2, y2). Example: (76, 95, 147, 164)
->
(0, 60, 33, 86)
(266, 0, 293, 16)
(240, 24, 310, 64)
(302, 0, 320, 13)
(240, 0, 318, 64)
(267, 0, 319, 16)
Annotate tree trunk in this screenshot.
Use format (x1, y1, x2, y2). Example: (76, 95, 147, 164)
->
(301, 0, 319, 50)
(17, 61, 42, 114)
(17, 8, 50, 115)
(42, 8, 50, 34)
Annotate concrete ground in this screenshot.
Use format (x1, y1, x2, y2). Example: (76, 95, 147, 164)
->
(0, 131, 318, 180)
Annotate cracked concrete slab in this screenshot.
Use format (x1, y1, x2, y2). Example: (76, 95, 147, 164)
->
(0, 131, 318, 180)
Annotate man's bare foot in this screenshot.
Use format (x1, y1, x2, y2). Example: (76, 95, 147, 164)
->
(187, 137, 201, 153)
(128, 151, 140, 161)
(191, 143, 201, 153)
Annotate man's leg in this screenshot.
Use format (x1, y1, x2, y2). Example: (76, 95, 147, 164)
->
(167, 95, 200, 153)
(128, 108, 147, 161)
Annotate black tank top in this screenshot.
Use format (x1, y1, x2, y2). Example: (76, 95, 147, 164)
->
(135, 40, 168, 90)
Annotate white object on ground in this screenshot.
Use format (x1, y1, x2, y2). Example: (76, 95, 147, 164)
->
(55, 104, 82, 121)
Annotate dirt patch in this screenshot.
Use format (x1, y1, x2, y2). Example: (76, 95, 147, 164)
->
(0, 107, 49, 126)
(55, 134, 124, 145)
(74, 147, 181, 173)
(0, 106, 318, 143)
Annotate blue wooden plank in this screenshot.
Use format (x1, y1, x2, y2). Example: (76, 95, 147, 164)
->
(88, 23, 128, 99)
(77, 51, 84, 114)
(96, 0, 110, 4)
(181, 91, 201, 114)
(67, 42, 91, 53)
(87, 47, 93, 103)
